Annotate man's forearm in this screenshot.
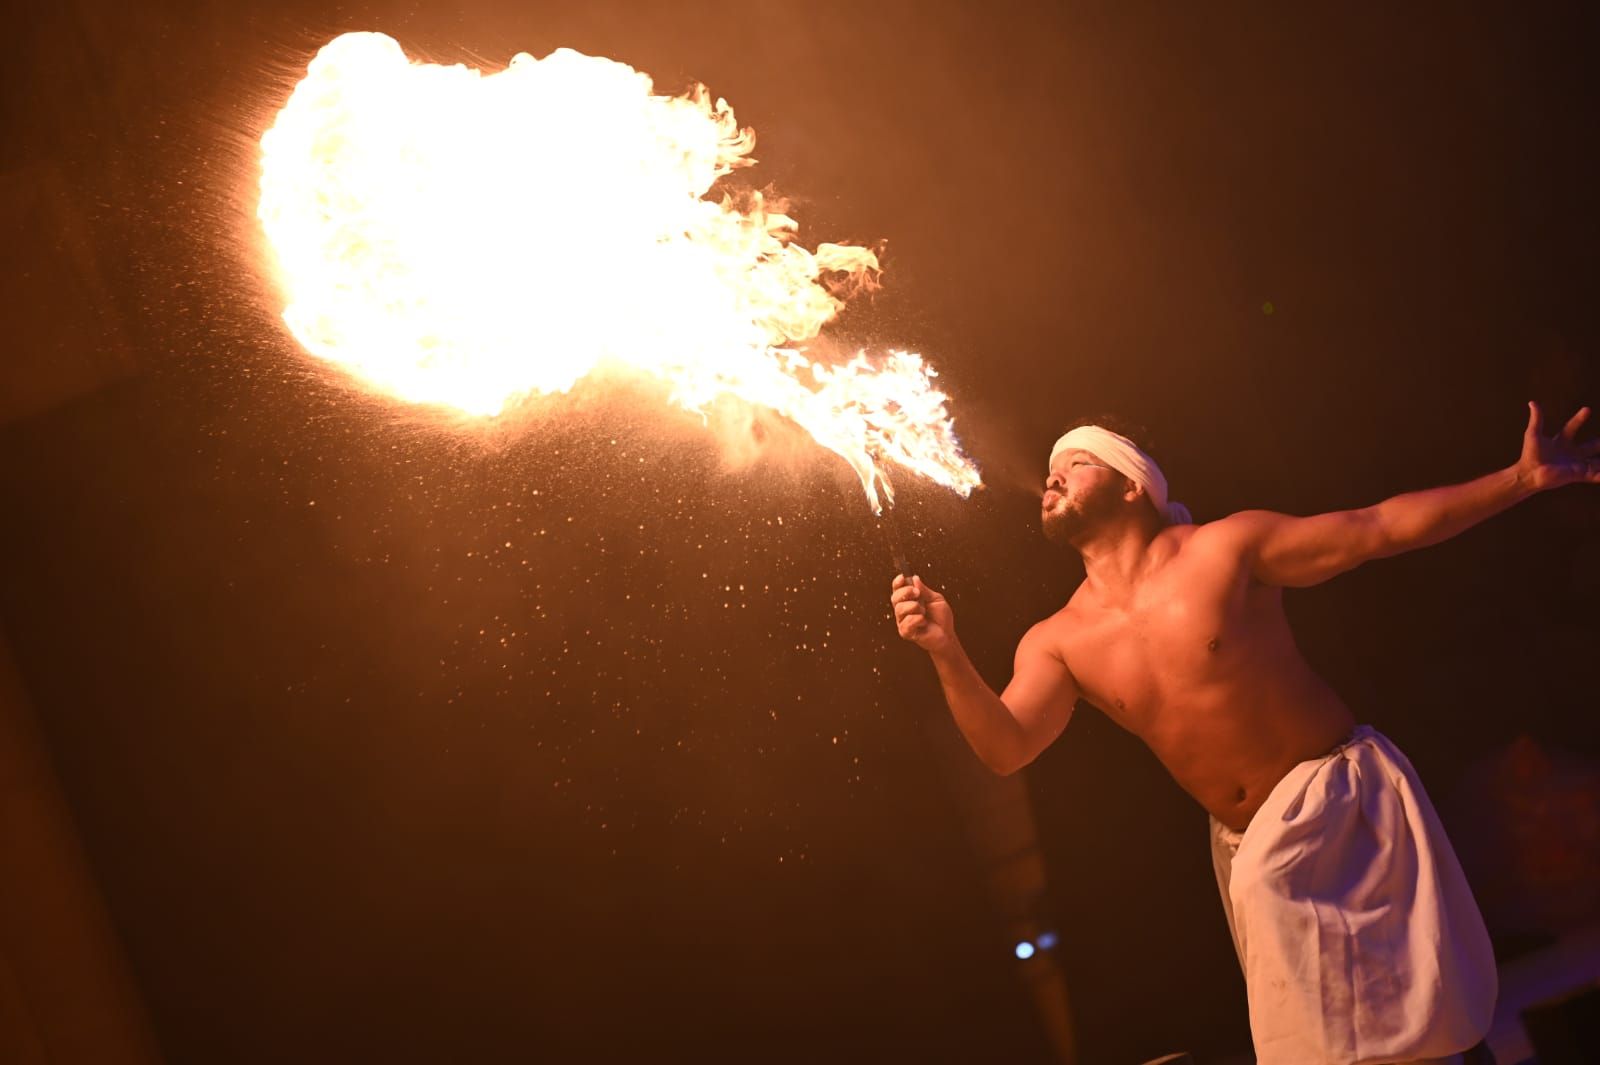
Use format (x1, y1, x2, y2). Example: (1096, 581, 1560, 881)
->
(927, 641, 1029, 775)
(1368, 464, 1536, 556)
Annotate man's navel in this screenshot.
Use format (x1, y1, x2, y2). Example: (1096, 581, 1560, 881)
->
(1207, 637, 1221, 653)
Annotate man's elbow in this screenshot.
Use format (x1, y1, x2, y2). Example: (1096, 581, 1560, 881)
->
(1354, 505, 1404, 561)
(982, 743, 1036, 777)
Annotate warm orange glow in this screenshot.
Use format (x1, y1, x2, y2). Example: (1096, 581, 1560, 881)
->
(257, 32, 979, 512)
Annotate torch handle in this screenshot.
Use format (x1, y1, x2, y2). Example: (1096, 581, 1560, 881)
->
(879, 509, 914, 581)
(868, 447, 914, 579)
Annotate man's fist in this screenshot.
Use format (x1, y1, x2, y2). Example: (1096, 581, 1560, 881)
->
(890, 574, 955, 653)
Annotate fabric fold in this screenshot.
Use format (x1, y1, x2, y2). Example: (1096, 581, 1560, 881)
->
(1209, 726, 1496, 1065)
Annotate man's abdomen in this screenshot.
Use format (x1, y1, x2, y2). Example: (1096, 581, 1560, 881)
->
(1143, 663, 1357, 831)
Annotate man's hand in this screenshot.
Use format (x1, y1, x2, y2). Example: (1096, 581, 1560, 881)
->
(891, 574, 955, 653)
(1520, 402, 1600, 492)
(890, 576, 1077, 774)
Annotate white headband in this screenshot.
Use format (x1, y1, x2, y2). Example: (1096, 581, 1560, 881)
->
(1049, 426, 1193, 525)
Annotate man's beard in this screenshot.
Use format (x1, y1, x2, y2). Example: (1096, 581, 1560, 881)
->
(1041, 484, 1121, 547)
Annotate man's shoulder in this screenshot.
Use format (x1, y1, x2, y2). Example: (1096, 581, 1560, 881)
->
(1138, 518, 1263, 593)
(1186, 510, 1292, 541)
(1023, 599, 1076, 639)
(1164, 513, 1262, 557)
(1017, 608, 1076, 670)
(1027, 591, 1090, 644)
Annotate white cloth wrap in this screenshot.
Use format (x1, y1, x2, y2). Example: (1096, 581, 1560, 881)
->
(1048, 426, 1193, 525)
(1209, 726, 1496, 1065)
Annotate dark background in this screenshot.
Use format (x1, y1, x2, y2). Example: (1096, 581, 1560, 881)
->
(3, 3, 1597, 1063)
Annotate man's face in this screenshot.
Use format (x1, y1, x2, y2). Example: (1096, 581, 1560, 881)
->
(1041, 449, 1125, 545)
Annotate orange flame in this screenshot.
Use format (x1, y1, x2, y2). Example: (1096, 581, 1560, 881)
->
(256, 32, 980, 512)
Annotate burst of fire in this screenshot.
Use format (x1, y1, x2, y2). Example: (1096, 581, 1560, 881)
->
(256, 32, 980, 512)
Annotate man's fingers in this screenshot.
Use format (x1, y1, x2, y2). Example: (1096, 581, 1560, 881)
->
(892, 574, 944, 642)
(892, 574, 909, 591)
(893, 580, 942, 603)
(1561, 406, 1591, 441)
(1527, 400, 1542, 437)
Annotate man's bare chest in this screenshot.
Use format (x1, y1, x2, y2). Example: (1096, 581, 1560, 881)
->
(1056, 564, 1262, 723)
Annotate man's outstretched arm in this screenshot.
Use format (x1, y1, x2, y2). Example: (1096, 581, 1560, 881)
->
(1225, 402, 1599, 588)
(890, 576, 1078, 775)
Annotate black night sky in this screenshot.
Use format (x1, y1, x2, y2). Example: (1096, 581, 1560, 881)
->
(3, 4, 1596, 1063)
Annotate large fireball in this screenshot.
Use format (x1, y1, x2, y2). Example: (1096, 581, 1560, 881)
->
(257, 32, 980, 512)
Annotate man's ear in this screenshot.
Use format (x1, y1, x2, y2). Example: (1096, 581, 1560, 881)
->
(1122, 477, 1143, 503)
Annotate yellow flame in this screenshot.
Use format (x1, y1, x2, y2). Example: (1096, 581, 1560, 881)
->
(257, 32, 980, 512)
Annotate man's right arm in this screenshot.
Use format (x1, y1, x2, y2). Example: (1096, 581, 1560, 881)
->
(892, 575, 1079, 775)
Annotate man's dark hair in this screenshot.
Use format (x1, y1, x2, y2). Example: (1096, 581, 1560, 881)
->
(1060, 414, 1162, 468)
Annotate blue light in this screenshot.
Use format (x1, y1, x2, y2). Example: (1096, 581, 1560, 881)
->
(1036, 931, 1058, 951)
(1014, 941, 1035, 960)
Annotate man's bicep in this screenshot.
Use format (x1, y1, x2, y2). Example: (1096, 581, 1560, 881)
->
(1228, 508, 1386, 587)
(999, 628, 1079, 756)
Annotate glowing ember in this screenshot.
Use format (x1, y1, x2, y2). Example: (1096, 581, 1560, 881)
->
(257, 32, 980, 512)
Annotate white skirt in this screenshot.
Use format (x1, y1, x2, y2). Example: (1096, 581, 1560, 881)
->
(1209, 726, 1497, 1065)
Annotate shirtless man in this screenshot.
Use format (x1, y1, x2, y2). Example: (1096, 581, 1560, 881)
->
(890, 404, 1598, 1065)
